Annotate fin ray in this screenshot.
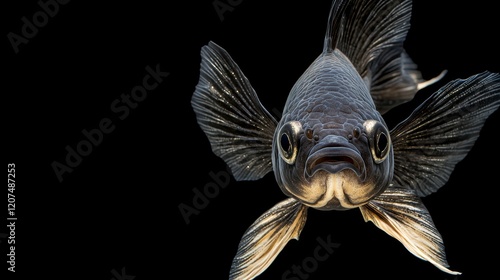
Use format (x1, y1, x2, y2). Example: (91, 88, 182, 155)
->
(391, 71, 500, 196)
(360, 185, 461, 275)
(324, 0, 441, 113)
(191, 41, 278, 181)
(230, 198, 308, 280)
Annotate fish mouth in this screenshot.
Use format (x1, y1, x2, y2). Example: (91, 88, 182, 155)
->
(305, 140, 366, 180)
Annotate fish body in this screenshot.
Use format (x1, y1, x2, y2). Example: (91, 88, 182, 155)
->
(273, 47, 393, 211)
(191, 0, 500, 279)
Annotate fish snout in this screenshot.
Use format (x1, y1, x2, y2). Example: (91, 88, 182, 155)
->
(305, 136, 365, 180)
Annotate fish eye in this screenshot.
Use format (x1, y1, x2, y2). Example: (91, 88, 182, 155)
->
(363, 120, 391, 164)
(280, 133, 291, 153)
(277, 121, 302, 165)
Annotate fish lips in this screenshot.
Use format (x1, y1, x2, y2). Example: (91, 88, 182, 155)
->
(305, 141, 366, 181)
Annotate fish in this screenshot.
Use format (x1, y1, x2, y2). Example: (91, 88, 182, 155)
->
(191, 0, 500, 279)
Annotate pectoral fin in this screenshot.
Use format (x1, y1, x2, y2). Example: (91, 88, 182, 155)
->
(391, 71, 500, 196)
(359, 185, 461, 275)
(191, 41, 278, 181)
(230, 198, 308, 280)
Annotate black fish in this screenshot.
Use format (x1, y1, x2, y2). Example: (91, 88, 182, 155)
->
(191, 0, 500, 278)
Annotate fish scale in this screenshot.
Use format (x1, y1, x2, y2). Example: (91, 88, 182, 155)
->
(285, 52, 376, 123)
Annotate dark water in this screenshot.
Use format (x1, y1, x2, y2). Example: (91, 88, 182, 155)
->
(4, 1, 499, 279)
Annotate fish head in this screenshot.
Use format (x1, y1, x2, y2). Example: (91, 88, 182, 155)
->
(272, 54, 394, 211)
(273, 115, 394, 211)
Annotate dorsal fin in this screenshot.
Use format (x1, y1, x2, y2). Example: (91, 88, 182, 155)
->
(323, 0, 444, 114)
(323, 0, 348, 54)
(323, 0, 412, 75)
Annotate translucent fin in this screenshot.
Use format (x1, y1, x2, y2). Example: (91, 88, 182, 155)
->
(360, 185, 461, 275)
(191, 41, 278, 181)
(230, 198, 308, 280)
(369, 51, 446, 114)
(323, 0, 439, 113)
(391, 71, 500, 196)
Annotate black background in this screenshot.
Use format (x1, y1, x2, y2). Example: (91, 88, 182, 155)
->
(4, 1, 500, 279)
